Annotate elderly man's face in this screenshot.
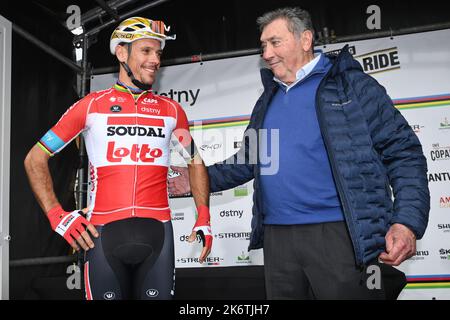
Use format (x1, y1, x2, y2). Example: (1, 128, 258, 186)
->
(260, 18, 313, 85)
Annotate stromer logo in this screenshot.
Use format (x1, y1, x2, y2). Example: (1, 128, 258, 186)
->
(177, 257, 223, 265)
(215, 232, 251, 240)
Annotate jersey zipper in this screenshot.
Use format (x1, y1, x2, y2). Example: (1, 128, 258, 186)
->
(127, 89, 145, 217)
(132, 97, 138, 217)
(130, 91, 149, 217)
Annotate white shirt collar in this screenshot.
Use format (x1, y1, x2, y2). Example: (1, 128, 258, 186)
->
(274, 53, 322, 92)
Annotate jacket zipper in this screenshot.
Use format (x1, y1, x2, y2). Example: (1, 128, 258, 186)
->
(314, 66, 364, 266)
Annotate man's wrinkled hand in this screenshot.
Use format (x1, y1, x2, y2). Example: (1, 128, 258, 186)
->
(379, 223, 416, 266)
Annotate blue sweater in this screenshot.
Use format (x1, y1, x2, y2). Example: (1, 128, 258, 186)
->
(260, 55, 344, 224)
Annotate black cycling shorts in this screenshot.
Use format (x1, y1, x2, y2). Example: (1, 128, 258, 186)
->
(84, 217, 175, 300)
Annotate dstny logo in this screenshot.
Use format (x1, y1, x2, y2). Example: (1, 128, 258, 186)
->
(219, 209, 243, 218)
(146, 289, 159, 298)
(179, 234, 201, 243)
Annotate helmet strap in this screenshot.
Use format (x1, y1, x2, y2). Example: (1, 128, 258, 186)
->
(120, 62, 152, 91)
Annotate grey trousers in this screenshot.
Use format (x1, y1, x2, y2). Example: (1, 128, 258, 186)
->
(263, 221, 391, 300)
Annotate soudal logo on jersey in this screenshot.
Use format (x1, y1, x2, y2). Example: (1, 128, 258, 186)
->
(106, 141, 163, 163)
(106, 116, 166, 138)
(107, 126, 165, 138)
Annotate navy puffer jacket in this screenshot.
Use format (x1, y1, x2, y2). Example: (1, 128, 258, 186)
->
(207, 46, 430, 265)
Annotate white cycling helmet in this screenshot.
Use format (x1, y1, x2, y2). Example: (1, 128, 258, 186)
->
(110, 17, 176, 54)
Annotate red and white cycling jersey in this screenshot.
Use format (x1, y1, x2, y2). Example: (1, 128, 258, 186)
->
(38, 83, 191, 225)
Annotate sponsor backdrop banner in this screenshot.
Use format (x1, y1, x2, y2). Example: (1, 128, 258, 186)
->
(92, 29, 450, 299)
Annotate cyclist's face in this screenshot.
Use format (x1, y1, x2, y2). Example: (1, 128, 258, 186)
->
(260, 18, 313, 85)
(126, 38, 162, 85)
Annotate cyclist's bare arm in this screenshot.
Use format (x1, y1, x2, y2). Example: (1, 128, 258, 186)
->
(24, 144, 98, 251)
(24, 144, 59, 212)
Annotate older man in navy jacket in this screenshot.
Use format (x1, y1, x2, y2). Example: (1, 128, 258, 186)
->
(169, 7, 429, 299)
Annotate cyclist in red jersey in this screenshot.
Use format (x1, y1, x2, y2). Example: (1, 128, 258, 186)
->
(24, 17, 212, 300)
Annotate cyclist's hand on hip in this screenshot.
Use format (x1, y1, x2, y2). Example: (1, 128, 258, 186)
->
(47, 205, 99, 251)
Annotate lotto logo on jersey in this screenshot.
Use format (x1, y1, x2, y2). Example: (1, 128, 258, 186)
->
(106, 141, 163, 163)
